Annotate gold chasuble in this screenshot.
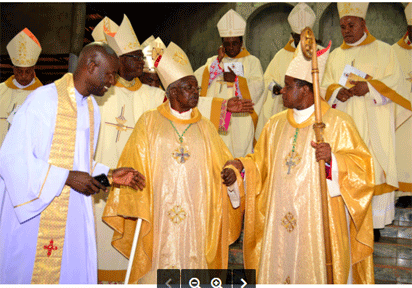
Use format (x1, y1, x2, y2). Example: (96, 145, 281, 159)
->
(30, 73, 94, 283)
(103, 101, 244, 284)
(240, 102, 374, 284)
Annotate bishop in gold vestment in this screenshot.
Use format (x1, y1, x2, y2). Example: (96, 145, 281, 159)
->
(103, 42, 243, 284)
(223, 41, 375, 284)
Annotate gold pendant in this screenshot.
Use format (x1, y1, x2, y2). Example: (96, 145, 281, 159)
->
(285, 151, 301, 174)
(172, 146, 190, 164)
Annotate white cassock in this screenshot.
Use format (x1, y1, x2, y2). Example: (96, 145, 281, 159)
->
(0, 84, 108, 284)
(322, 32, 411, 228)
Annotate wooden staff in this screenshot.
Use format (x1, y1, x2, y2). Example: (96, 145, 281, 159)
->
(300, 27, 333, 284)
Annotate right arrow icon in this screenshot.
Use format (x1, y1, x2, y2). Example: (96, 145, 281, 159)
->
(241, 278, 247, 288)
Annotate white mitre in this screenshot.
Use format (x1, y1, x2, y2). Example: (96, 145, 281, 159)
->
(405, 3, 412, 26)
(154, 42, 193, 89)
(285, 40, 332, 84)
(288, 3, 316, 34)
(141, 35, 156, 49)
(143, 37, 166, 73)
(7, 28, 42, 67)
(91, 16, 119, 43)
(105, 14, 141, 56)
(338, 2, 369, 19)
(217, 9, 246, 37)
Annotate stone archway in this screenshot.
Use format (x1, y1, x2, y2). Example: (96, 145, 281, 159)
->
(245, 2, 294, 71)
(319, 2, 407, 52)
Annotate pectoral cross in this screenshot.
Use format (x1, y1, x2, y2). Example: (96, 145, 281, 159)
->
(172, 146, 190, 164)
(286, 155, 296, 174)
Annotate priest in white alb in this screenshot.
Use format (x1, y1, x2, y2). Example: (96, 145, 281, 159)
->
(321, 2, 412, 231)
(392, 3, 412, 207)
(0, 42, 143, 284)
(0, 28, 42, 147)
(102, 42, 244, 284)
(194, 9, 265, 158)
(222, 40, 375, 284)
(256, 3, 320, 140)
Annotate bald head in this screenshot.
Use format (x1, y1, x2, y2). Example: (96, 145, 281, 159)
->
(73, 42, 119, 97)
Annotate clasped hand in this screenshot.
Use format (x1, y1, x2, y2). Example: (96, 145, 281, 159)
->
(337, 81, 369, 102)
(65, 167, 146, 196)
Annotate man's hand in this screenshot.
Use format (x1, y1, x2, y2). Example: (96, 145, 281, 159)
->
(113, 167, 146, 191)
(223, 66, 237, 83)
(217, 45, 225, 62)
(311, 141, 332, 165)
(221, 159, 244, 186)
(348, 80, 369, 96)
(336, 87, 353, 102)
(66, 171, 108, 196)
(227, 97, 254, 113)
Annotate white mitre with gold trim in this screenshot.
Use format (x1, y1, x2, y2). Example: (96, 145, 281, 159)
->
(285, 41, 332, 84)
(288, 3, 316, 34)
(217, 9, 246, 37)
(141, 35, 156, 49)
(405, 3, 412, 26)
(154, 42, 193, 89)
(105, 14, 141, 56)
(91, 16, 119, 43)
(338, 2, 369, 19)
(143, 37, 166, 73)
(7, 28, 42, 67)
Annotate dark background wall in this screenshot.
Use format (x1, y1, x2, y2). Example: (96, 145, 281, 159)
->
(0, 2, 409, 84)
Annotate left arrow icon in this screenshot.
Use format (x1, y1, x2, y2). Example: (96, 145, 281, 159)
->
(166, 278, 172, 288)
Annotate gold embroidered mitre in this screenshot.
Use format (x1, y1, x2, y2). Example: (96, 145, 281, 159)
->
(91, 16, 119, 43)
(405, 3, 412, 26)
(105, 14, 141, 56)
(154, 42, 193, 89)
(143, 37, 166, 73)
(141, 35, 156, 49)
(285, 40, 332, 84)
(338, 2, 369, 19)
(7, 28, 41, 67)
(217, 9, 246, 37)
(288, 3, 316, 34)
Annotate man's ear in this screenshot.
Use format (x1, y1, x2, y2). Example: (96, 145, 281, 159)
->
(86, 59, 98, 74)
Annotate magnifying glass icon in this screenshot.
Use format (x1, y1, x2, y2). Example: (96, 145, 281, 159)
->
(189, 277, 201, 288)
(211, 277, 222, 288)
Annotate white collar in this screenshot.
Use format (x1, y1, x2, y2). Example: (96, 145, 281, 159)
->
(347, 32, 368, 47)
(169, 102, 192, 120)
(293, 105, 315, 124)
(12, 78, 35, 89)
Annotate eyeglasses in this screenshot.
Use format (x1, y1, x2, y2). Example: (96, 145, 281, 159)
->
(180, 85, 201, 92)
(123, 54, 146, 61)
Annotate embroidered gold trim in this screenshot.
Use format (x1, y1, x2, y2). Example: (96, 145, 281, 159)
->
(281, 212, 297, 232)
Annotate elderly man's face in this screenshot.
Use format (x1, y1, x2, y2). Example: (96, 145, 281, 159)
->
(280, 75, 306, 110)
(173, 75, 199, 110)
(340, 16, 366, 44)
(13, 66, 35, 86)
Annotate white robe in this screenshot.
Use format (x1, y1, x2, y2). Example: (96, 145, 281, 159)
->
(0, 83, 108, 284)
(0, 78, 40, 147)
(322, 34, 410, 228)
(194, 53, 265, 158)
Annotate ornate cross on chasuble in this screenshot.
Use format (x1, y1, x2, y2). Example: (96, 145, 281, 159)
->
(30, 73, 95, 284)
(105, 104, 134, 142)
